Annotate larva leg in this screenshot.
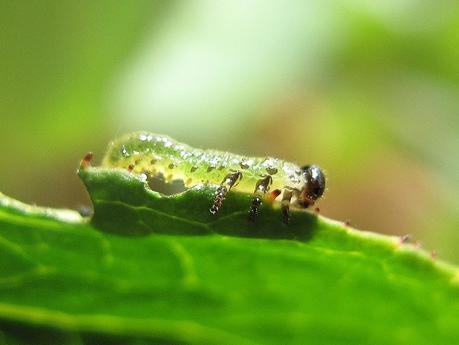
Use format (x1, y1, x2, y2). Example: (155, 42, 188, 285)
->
(248, 175, 273, 221)
(281, 189, 293, 224)
(210, 171, 242, 215)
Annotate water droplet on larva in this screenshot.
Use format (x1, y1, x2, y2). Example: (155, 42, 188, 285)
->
(139, 134, 148, 141)
(120, 145, 129, 157)
(180, 150, 191, 159)
(289, 175, 300, 183)
(240, 159, 255, 169)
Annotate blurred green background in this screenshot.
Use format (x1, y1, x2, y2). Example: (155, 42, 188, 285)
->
(1, 1, 458, 261)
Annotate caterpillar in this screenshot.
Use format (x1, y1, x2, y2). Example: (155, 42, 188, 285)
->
(100, 132, 326, 223)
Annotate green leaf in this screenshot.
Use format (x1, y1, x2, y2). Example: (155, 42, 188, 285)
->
(0, 167, 458, 344)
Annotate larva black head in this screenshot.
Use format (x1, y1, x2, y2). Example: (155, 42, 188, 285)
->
(298, 164, 326, 208)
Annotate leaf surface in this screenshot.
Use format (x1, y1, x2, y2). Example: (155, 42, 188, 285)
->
(0, 167, 458, 344)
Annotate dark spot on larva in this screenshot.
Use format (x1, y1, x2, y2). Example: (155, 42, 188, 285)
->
(128, 164, 135, 172)
(150, 158, 157, 165)
(218, 165, 225, 170)
(240, 162, 249, 169)
(186, 177, 193, 186)
(269, 189, 282, 200)
(266, 167, 278, 175)
(135, 159, 142, 165)
(207, 166, 215, 172)
(295, 169, 302, 176)
(190, 166, 198, 173)
(168, 163, 176, 169)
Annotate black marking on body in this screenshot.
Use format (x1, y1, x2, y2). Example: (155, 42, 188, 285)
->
(266, 167, 278, 175)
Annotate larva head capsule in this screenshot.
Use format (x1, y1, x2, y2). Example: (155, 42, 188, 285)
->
(298, 165, 326, 208)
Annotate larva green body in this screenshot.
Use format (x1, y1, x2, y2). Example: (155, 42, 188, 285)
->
(102, 132, 300, 191)
(102, 132, 326, 223)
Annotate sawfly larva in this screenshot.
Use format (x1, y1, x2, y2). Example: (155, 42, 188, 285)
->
(99, 132, 326, 223)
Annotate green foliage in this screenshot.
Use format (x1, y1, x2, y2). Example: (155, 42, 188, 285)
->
(0, 168, 458, 344)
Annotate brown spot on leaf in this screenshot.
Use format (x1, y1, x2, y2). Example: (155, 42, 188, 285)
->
(80, 152, 93, 169)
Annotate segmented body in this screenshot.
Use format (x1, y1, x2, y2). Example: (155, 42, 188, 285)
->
(101, 132, 326, 222)
(102, 132, 304, 192)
